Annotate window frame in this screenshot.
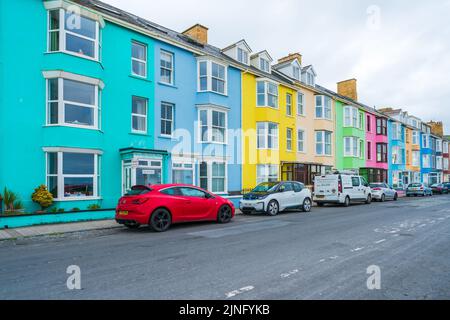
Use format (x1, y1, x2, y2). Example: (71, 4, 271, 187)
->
(376, 143, 388, 163)
(131, 96, 148, 134)
(343, 137, 360, 158)
(197, 59, 228, 95)
(316, 131, 332, 156)
(131, 41, 148, 78)
(286, 128, 293, 152)
(257, 122, 279, 150)
(46, 77, 100, 130)
(315, 95, 332, 120)
(260, 58, 270, 73)
(297, 92, 305, 116)
(376, 117, 387, 136)
(160, 102, 174, 137)
(45, 150, 100, 201)
(199, 160, 227, 194)
(160, 50, 174, 85)
(47, 8, 100, 61)
(297, 129, 305, 153)
(256, 80, 279, 109)
(198, 106, 228, 144)
(256, 164, 279, 185)
(286, 93, 292, 116)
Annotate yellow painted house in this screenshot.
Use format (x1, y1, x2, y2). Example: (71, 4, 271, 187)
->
(241, 51, 336, 190)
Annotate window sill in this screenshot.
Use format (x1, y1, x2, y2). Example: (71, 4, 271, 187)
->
(53, 197, 102, 202)
(43, 124, 103, 132)
(45, 51, 100, 64)
(315, 154, 333, 157)
(314, 117, 333, 122)
(158, 81, 177, 89)
(129, 74, 152, 82)
(130, 131, 151, 137)
(256, 106, 279, 110)
(197, 90, 228, 97)
(199, 141, 228, 146)
(159, 134, 174, 139)
(297, 114, 306, 118)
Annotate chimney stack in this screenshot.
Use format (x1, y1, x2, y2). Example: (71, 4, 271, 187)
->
(427, 121, 444, 137)
(337, 79, 358, 101)
(182, 24, 208, 45)
(277, 53, 302, 65)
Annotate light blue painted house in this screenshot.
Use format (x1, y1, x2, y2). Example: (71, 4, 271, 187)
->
(0, 0, 243, 219)
(387, 120, 406, 188)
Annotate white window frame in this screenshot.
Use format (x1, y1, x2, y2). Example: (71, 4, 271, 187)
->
(316, 131, 332, 156)
(260, 58, 270, 73)
(344, 137, 360, 158)
(256, 164, 279, 185)
(237, 47, 249, 65)
(392, 146, 403, 165)
(257, 122, 279, 150)
(297, 129, 306, 153)
(197, 59, 228, 95)
(160, 50, 174, 84)
(286, 93, 292, 116)
(443, 158, 449, 170)
(343, 106, 359, 128)
(315, 95, 332, 120)
(197, 106, 228, 144)
(412, 151, 421, 167)
(131, 41, 147, 78)
(160, 102, 174, 137)
(47, 8, 100, 61)
(45, 76, 100, 130)
(172, 158, 195, 185)
(297, 92, 305, 116)
(436, 156, 443, 170)
(256, 80, 279, 109)
(422, 154, 431, 168)
(45, 149, 101, 201)
(436, 140, 443, 152)
(286, 128, 293, 151)
(293, 65, 300, 80)
(412, 131, 420, 145)
(130, 96, 148, 134)
(199, 160, 227, 194)
(443, 141, 449, 154)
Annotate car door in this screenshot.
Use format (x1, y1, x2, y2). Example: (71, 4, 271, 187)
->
(159, 187, 187, 221)
(386, 184, 395, 199)
(293, 183, 305, 207)
(179, 187, 213, 220)
(351, 176, 363, 199)
(277, 183, 295, 210)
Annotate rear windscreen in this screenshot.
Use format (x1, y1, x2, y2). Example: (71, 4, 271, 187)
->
(126, 186, 151, 195)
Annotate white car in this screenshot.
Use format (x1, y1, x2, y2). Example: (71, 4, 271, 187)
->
(240, 181, 312, 216)
(370, 183, 398, 202)
(313, 172, 372, 207)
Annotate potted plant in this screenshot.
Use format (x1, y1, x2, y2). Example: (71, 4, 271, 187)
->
(31, 185, 53, 213)
(2, 187, 23, 213)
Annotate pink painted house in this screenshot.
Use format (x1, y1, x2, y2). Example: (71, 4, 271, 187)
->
(360, 110, 389, 183)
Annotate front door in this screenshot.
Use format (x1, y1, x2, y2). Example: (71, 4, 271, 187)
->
(122, 158, 163, 195)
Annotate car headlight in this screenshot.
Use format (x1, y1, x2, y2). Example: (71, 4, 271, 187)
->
(257, 195, 269, 200)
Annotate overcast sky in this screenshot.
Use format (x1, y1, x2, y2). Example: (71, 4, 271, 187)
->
(106, 0, 450, 134)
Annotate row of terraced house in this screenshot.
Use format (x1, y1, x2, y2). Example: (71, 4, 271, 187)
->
(1, 0, 449, 214)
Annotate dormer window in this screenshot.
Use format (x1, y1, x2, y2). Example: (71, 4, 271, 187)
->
(306, 72, 315, 86)
(260, 58, 270, 73)
(237, 47, 249, 64)
(293, 66, 300, 80)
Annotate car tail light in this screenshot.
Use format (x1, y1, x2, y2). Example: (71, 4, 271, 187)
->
(338, 180, 343, 193)
(372, 188, 382, 191)
(132, 198, 149, 205)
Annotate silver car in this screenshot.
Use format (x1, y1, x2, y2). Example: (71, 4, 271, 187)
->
(369, 183, 398, 202)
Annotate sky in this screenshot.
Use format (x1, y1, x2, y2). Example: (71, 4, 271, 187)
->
(106, 0, 450, 134)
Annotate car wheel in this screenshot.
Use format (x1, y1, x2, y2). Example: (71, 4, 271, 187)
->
(149, 208, 172, 232)
(394, 193, 398, 201)
(366, 195, 372, 204)
(266, 200, 279, 216)
(380, 194, 386, 202)
(343, 196, 350, 207)
(217, 205, 233, 224)
(302, 198, 312, 212)
(124, 222, 140, 229)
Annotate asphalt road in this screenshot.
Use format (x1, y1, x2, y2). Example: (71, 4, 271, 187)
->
(1, 195, 450, 300)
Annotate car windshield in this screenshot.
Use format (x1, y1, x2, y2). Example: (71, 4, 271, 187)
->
(409, 183, 422, 188)
(126, 185, 152, 196)
(431, 184, 440, 187)
(252, 182, 279, 193)
(370, 183, 384, 188)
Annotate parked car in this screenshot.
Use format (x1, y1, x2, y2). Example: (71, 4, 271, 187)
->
(444, 182, 450, 190)
(115, 184, 235, 232)
(430, 183, 449, 194)
(314, 172, 372, 207)
(370, 183, 398, 202)
(406, 183, 433, 197)
(239, 181, 312, 216)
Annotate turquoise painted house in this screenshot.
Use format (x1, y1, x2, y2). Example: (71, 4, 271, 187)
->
(0, 0, 243, 216)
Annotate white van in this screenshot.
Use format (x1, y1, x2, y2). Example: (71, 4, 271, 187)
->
(313, 172, 372, 207)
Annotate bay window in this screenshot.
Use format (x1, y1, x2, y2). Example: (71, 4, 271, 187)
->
(47, 9, 100, 60)
(257, 122, 279, 149)
(315, 95, 332, 119)
(412, 151, 421, 167)
(344, 106, 359, 128)
(392, 123, 402, 140)
(257, 81, 278, 108)
(422, 154, 431, 168)
(46, 75, 100, 129)
(198, 107, 227, 143)
(316, 131, 332, 156)
(376, 117, 387, 136)
(344, 137, 360, 157)
(376, 143, 388, 163)
(392, 146, 403, 164)
(197, 60, 227, 95)
(46, 150, 100, 200)
(257, 165, 279, 185)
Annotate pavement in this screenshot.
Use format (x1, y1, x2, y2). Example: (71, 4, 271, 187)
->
(1, 195, 450, 299)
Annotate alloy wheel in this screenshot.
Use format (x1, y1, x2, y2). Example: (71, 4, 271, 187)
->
(303, 198, 312, 212)
(267, 201, 279, 216)
(218, 205, 232, 223)
(151, 209, 171, 232)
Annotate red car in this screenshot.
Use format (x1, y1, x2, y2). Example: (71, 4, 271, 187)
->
(115, 184, 235, 232)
